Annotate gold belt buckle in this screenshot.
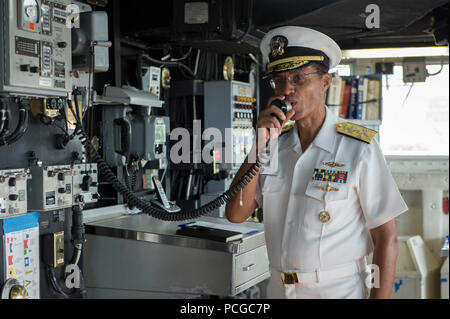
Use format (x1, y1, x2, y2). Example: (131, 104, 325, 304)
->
(281, 272, 299, 285)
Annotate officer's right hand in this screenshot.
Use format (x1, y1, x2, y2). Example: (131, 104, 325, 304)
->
(257, 96, 296, 142)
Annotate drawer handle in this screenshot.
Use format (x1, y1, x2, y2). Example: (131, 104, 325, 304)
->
(243, 264, 255, 271)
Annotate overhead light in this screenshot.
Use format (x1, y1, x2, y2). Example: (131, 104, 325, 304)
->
(341, 47, 449, 59)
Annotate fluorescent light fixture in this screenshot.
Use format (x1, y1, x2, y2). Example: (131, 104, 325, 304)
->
(342, 47, 449, 59)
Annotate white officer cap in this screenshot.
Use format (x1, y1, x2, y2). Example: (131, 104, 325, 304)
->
(260, 26, 342, 76)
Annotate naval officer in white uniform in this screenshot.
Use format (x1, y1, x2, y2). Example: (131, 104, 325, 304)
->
(225, 26, 408, 299)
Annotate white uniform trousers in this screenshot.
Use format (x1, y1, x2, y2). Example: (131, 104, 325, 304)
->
(267, 258, 371, 299)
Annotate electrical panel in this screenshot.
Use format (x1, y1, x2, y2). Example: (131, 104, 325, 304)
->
(204, 81, 256, 171)
(0, 169, 30, 218)
(142, 66, 161, 98)
(0, 0, 72, 96)
(403, 58, 427, 83)
(72, 164, 99, 204)
(28, 165, 73, 211)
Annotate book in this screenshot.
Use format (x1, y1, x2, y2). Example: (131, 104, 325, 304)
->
(337, 78, 346, 117)
(365, 79, 381, 120)
(176, 225, 244, 243)
(361, 77, 369, 120)
(348, 77, 359, 119)
(340, 82, 352, 119)
(355, 76, 367, 120)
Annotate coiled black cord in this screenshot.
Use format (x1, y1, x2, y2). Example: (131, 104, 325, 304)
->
(74, 125, 261, 221)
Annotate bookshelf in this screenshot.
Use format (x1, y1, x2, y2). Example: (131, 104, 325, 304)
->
(327, 74, 383, 142)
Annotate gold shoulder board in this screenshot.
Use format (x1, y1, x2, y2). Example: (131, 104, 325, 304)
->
(336, 122, 378, 144)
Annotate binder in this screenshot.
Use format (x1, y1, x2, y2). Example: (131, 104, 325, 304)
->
(176, 225, 244, 243)
(366, 79, 381, 120)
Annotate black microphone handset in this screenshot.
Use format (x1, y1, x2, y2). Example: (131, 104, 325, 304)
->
(270, 99, 291, 125)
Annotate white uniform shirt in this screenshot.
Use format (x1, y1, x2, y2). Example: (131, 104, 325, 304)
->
(255, 107, 408, 273)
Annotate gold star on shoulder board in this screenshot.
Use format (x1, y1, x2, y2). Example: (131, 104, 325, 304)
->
(336, 122, 378, 144)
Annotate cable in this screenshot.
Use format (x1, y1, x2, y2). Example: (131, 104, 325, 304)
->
(0, 100, 29, 146)
(86, 45, 95, 118)
(141, 53, 196, 79)
(402, 83, 414, 107)
(69, 107, 261, 221)
(72, 244, 82, 266)
(0, 100, 7, 134)
(427, 59, 445, 76)
(80, 127, 261, 220)
(169, 47, 193, 62)
(47, 265, 72, 299)
(0, 106, 11, 137)
(248, 53, 259, 65)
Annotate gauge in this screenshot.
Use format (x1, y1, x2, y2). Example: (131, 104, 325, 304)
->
(23, 0, 39, 23)
(26, 6, 37, 18)
(223, 56, 235, 81)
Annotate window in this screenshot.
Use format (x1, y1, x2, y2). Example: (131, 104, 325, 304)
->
(379, 64, 449, 156)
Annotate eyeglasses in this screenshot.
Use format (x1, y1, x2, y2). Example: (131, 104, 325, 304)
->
(269, 71, 322, 90)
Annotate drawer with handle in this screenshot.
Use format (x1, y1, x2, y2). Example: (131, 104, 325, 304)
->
(234, 245, 269, 287)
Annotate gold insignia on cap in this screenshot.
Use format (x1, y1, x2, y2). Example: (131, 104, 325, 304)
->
(336, 122, 378, 144)
(270, 36, 288, 57)
(267, 56, 325, 74)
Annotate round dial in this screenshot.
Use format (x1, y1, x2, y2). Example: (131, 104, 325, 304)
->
(26, 6, 36, 18)
(23, 0, 39, 23)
